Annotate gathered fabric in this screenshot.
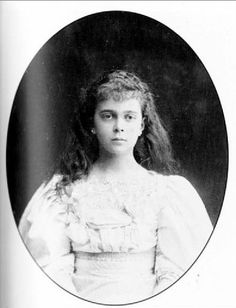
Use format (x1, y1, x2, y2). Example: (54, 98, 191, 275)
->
(19, 171, 213, 304)
(72, 249, 156, 304)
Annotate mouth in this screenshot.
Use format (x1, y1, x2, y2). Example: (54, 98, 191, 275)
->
(111, 138, 127, 142)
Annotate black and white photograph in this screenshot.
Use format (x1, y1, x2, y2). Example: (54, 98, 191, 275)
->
(1, 2, 236, 308)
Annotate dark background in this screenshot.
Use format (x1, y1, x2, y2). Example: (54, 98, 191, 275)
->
(7, 11, 228, 226)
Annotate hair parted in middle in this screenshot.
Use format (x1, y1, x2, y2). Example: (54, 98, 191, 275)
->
(55, 70, 178, 187)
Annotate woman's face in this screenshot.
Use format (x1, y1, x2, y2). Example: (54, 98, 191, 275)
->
(93, 97, 144, 157)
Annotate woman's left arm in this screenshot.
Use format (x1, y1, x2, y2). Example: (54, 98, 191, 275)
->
(154, 175, 213, 293)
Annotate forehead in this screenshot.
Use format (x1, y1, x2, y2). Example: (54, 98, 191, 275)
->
(96, 98, 142, 113)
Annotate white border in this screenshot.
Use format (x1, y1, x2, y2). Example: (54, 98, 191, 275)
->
(1, 2, 236, 307)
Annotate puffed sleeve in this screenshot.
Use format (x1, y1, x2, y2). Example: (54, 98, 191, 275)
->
(18, 175, 77, 294)
(154, 175, 213, 293)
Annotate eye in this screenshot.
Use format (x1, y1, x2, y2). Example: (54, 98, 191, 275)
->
(101, 113, 113, 120)
(125, 114, 136, 121)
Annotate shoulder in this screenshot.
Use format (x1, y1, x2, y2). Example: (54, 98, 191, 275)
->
(163, 174, 203, 202)
(148, 172, 198, 194)
(164, 174, 198, 195)
(155, 173, 212, 226)
(31, 174, 63, 197)
(148, 172, 208, 214)
(146, 172, 194, 195)
(38, 174, 76, 200)
(19, 174, 70, 233)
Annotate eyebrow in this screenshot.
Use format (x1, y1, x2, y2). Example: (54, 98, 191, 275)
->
(99, 109, 139, 114)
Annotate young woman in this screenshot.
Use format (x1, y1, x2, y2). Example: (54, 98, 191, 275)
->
(19, 70, 213, 304)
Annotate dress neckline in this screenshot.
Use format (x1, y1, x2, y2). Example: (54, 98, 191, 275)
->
(82, 168, 158, 186)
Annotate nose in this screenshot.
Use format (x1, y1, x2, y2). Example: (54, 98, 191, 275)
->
(113, 118, 124, 133)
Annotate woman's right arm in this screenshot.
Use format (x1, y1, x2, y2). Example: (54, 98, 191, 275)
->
(19, 176, 78, 294)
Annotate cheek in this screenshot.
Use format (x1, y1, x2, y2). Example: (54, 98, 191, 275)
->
(95, 124, 112, 145)
(95, 122, 111, 135)
(129, 122, 142, 136)
(94, 116, 109, 133)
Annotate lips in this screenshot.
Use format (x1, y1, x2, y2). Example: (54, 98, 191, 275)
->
(112, 138, 127, 142)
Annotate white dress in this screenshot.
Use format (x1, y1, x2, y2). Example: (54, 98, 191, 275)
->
(19, 171, 213, 304)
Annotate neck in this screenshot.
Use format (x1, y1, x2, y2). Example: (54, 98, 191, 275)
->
(94, 151, 140, 176)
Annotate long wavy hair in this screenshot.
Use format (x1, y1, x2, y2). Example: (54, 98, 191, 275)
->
(54, 70, 178, 189)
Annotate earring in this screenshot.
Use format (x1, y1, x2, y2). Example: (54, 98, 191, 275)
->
(91, 128, 96, 134)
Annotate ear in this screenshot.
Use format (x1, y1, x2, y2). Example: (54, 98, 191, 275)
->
(139, 118, 145, 136)
(91, 128, 96, 134)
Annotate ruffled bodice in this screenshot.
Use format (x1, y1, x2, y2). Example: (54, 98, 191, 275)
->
(66, 173, 160, 253)
(19, 171, 213, 303)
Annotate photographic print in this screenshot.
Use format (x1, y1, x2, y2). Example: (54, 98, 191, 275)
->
(1, 2, 235, 308)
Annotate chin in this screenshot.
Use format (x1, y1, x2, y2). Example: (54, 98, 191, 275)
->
(106, 146, 134, 156)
